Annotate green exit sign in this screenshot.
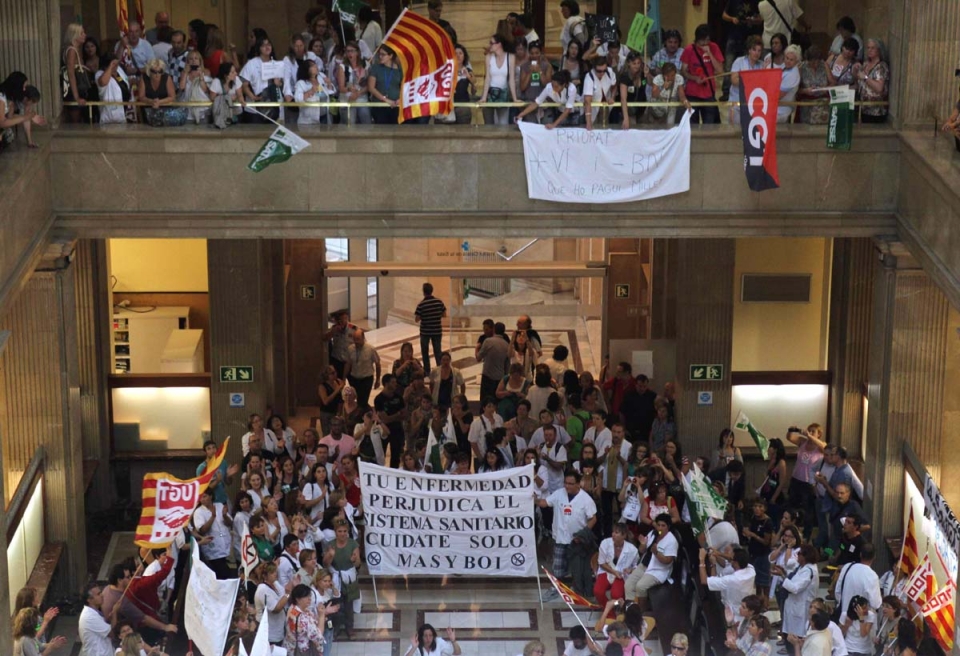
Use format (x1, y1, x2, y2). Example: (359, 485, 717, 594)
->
(689, 364, 724, 381)
(220, 366, 254, 383)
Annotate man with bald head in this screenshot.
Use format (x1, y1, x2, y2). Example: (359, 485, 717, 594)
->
(343, 328, 381, 407)
(146, 11, 171, 45)
(516, 314, 542, 357)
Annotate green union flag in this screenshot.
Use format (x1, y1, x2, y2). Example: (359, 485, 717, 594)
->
(826, 86, 854, 151)
(682, 465, 728, 535)
(332, 0, 369, 25)
(248, 127, 310, 173)
(734, 410, 770, 454)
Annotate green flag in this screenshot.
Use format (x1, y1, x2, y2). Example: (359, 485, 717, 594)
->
(248, 127, 310, 173)
(682, 465, 728, 536)
(826, 86, 854, 151)
(734, 410, 770, 453)
(625, 13, 655, 54)
(332, 0, 369, 26)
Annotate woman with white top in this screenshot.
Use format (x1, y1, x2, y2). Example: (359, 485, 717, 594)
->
(232, 491, 254, 561)
(300, 462, 335, 524)
(240, 35, 284, 123)
(782, 544, 820, 645)
(594, 523, 640, 606)
(95, 54, 129, 124)
(337, 41, 371, 124)
(262, 496, 290, 550)
(283, 35, 320, 105)
(405, 624, 461, 656)
(514, 69, 578, 129)
(179, 50, 214, 124)
(842, 596, 876, 656)
(294, 59, 334, 125)
(729, 35, 765, 125)
(356, 7, 383, 55)
(468, 398, 504, 459)
(244, 471, 269, 511)
(210, 62, 244, 122)
(254, 563, 293, 646)
(769, 525, 800, 609)
(778, 45, 802, 123)
(479, 34, 516, 126)
(764, 33, 788, 69)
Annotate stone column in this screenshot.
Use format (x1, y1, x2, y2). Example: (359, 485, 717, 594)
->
(674, 239, 735, 459)
(826, 238, 875, 459)
(0, 330, 11, 655)
(0, 0, 62, 121)
(208, 240, 286, 465)
(74, 240, 112, 511)
(0, 251, 87, 594)
(864, 252, 951, 569)
(286, 240, 327, 407)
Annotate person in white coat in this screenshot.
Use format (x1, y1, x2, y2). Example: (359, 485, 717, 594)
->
(78, 583, 114, 656)
(537, 471, 597, 583)
(594, 523, 639, 606)
(783, 544, 822, 642)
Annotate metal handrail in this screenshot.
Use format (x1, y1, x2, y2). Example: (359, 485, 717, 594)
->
(64, 99, 889, 126)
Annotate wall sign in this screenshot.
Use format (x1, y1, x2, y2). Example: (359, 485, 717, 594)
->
(220, 366, 254, 383)
(690, 364, 724, 381)
(698, 391, 714, 406)
(300, 284, 317, 300)
(229, 393, 245, 408)
(615, 284, 631, 299)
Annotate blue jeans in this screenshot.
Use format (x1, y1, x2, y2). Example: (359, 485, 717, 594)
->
(420, 333, 442, 374)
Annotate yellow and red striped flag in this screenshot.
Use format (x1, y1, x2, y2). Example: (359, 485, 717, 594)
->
(922, 576, 955, 651)
(543, 566, 600, 608)
(381, 8, 455, 123)
(115, 0, 144, 35)
(134, 437, 230, 547)
(899, 506, 920, 578)
(904, 554, 934, 605)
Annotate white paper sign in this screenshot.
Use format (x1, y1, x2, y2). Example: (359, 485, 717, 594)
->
(260, 60, 284, 81)
(184, 545, 240, 656)
(359, 462, 537, 577)
(518, 111, 691, 203)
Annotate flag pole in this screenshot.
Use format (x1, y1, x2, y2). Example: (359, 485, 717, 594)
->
(248, 106, 285, 130)
(542, 567, 597, 635)
(536, 567, 544, 611)
(372, 571, 380, 608)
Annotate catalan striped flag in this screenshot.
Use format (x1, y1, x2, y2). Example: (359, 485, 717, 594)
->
(904, 554, 934, 605)
(899, 506, 920, 579)
(115, 0, 144, 34)
(134, 438, 230, 547)
(382, 8, 455, 123)
(543, 567, 601, 609)
(922, 576, 956, 651)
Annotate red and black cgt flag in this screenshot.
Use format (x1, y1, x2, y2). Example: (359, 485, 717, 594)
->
(739, 69, 783, 191)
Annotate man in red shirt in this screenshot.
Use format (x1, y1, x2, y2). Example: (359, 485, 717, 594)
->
(680, 24, 725, 123)
(602, 361, 638, 417)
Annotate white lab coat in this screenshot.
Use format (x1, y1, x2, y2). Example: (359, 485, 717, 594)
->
(782, 563, 819, 636)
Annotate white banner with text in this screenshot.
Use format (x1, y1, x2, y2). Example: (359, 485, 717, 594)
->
(359, 462, 537, 577)
(518, 110, 691, 203)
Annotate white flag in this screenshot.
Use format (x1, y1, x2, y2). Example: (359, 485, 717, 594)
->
(240, 522, 261, 580)
(184, 545, 240, 656)
(246, 607, 273, 656)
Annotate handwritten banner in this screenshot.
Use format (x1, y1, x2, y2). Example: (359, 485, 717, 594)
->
(518, 111, 691, 204)
(359, 462, 537, 577)
(924, 474, 960, 582)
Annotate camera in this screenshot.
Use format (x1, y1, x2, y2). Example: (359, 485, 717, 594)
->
(190, 64, 200, 71)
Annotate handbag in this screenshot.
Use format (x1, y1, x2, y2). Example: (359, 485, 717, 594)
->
(61, 46, 92, 100)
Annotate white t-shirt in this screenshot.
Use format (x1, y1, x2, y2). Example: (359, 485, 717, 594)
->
(707, 564, 757, 622)
(778, 66, 800, 121)
(759, 0, 804, 48)
(597, 538, 640, 580)
(643, 530, 679, 583)
(829, 621, 848, 656)
(254, 581, 286, 643)
(239, 58, 285, 114)
(284, 52, 324, 97)
(295, 76, 335, 124)
(468, 413, 504, 447)
(192, 503, 232, 560)
(836, 563, 882, 617)
(79, 605, 114, 656)
(535, 82, 578, 112)
(529, 423, 572, 448)
(537, 441, 568, 493)
(708, 521, 740, 550)
(418, 636, 455, 656)
(585, 426, 612, 453)
(277, 551, 300, 587)
(241, 428, 281, 455)
(545, 488, 597, 544)
(301, 481, 331, 522)
(95, 70, 128, 124)
(844, 611, 876, 654)
(561, 15, 588, 51)
(533, 464, 550, 498)
(564, 643, 593, 656)
(152, 42, 172, 61)
(582, 68, 617, 120)
(209, 77, 243, 116)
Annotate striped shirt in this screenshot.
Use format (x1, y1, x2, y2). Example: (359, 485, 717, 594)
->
(415, 296, 446, 336)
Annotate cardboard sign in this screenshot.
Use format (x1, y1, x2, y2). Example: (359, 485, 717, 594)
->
(626, 13, 655, 54)
(586, 13, 619, 43)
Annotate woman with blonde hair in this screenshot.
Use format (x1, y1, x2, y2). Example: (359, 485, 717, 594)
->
(13, 607, 67, 656)
(179, 50, 214, 123)
(138, 58, 186, 126)
(520, 639, 546, 656)
(62, 22, 91, 123)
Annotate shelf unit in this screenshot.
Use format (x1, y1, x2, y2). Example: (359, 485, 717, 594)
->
(112, 307, 191, 374)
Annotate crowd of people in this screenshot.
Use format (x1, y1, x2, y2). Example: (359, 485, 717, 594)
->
(2, 0, 891, 138)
